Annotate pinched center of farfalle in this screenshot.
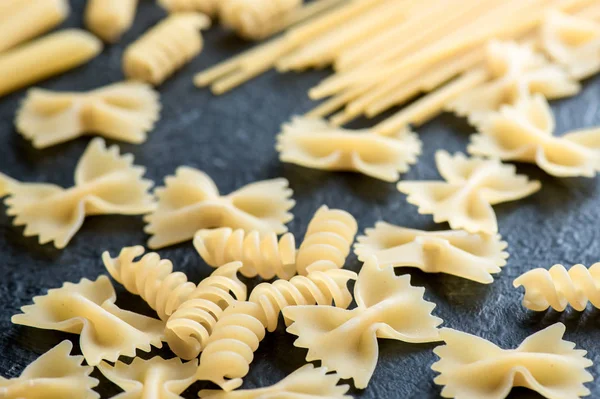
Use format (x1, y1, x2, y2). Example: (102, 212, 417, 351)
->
(432, 323, 593, 399)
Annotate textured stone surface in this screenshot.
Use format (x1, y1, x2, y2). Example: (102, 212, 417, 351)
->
(0, 2, 599, 398)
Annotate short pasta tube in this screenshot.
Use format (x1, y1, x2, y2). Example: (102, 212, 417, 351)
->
(123, 13, 210, 85)
(84, 0, 138, 43)
(158, 0, 220, 16)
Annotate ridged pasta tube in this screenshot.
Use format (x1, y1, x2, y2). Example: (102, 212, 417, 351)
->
(0, 0, 69, 53)
(295, 205, 358, 275)
(158, 0, 220, 16)
(85, 0, 138, 43)
(194, 228, 297, 280)
(123, 13, 210, 85)
(513, 263, 600, 312)
(219, 0, 302, 40)
(0, 29, 102, 97)
(102, 246, 248, 360)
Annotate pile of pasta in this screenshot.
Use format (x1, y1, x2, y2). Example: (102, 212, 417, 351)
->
(1, 1, 600, 399)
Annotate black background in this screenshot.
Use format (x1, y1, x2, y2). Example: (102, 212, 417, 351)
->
(0, 1, 599, 398)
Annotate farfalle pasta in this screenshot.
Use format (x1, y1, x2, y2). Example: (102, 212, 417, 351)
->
(0, 341, 99, 399)
(469, 94, 600, 178)
(196, 268, 357, 391)
(541, 10, 600, 80)
(11, 275, 164, 366)
(85, 0, 138, 43)
(354, 222, 508, 284)
(0, 29, 102, 97)
(219, 0, 301, 40)
(199, 364, 351, 399)
(0, 0, 69, 53)
(447, 40, 580, 124)
(194, 205, 357, 279)
(0, 138, 156, 248)
(276, 116, 421, 182)
(397, 151, 541, 235)
(102, 246, 247, 360)
(123, 13, 210, 85)
(284, 257, 442, 389)
(16, 81, 160, 148)
(432, 323, 593, 399)
(514, 263, 600, 312)
(145, 166, 294, 249)
(158, 0, 219, 16)
(98, 356, 197, 399)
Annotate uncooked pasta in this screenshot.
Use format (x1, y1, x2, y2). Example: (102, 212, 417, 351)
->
(85, 0, 138, 43)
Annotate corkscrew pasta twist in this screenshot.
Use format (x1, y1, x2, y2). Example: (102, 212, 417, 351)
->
(123, 13, 210, 85)
(194, 228, 297, 280)
(295, 205, 358, 275)
(219, 0, 302, 40)
(102, 246, 247, 360)
(158, 0, 220, 16)
(513, 263, 600, 311)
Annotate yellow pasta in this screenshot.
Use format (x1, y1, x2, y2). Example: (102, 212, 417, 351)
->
(144, 166, 295, 249)
(0, 29, 102, 97)
(514, 263, 600, 311)
(0, 0, 69, 53)
(158, 0, 220, 16)
(11, 275, 165, 366)
(0, 341, 99, 399)
(98, 357, 197, 399)
(102, 246, 247, 360)
(16, 81, 160, 148)
(84, 0, 138, 43)
(0, 138, 156, 248)
(432, 323, 593, 399)
(123, 13, 210, 85)
(397, 151, 541, 235)
(469, 94, 600, 177)
(199, 364, 351, 399)
(354, 222, 508, 284)
(284, 257, 442, 389)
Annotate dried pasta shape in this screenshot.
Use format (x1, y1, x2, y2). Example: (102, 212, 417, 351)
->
(98, 356, 198, 399)
(85, 0, 138, 43)
(195, 301, 268, 392)
(194, 228, 297, 280)
(102, 246, 247, 360)
(219, 0, 302, 40)
(199, 364, 351, 399)
(123, 13, 211, 85)
(447, 40, 580, 125)
(469, 94, 600, 177)
(0, 138, 156, 248)
(397, 151, 541, 235)
(11, 275, 164, 366)
(284, 257, 442, 389)
(513, 263, 600, 312)
(158, 0, 220, 16)
(0, 341, 99, 399)
(541, 10, 600, 80)
(354, 221, 508, 284)
(0, 0, 69, 53)
(16, 81, 160, 148)
(249, 268, 357, 332)
(294, 205, 358, 275)
(432, 323, 593, 399)
(276, 116, 422, 182)
(145, 166, 295, 249)
(0, 29, 102, 98)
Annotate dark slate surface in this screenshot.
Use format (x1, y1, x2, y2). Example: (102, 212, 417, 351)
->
(0, 2, 599, 398)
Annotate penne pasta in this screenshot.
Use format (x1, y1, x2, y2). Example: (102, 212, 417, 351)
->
(84, 0, 138, 43)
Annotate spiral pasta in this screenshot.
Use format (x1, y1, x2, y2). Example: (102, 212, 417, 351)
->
(295, 205, 358, 275)
(158, 0, 220, 16)
(194, 228, 297, 280)
(219, 0, 302, 40)
(102, 246, 248, 360)
(123, 13, 210, 85)
(513, 263, 600, 311)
